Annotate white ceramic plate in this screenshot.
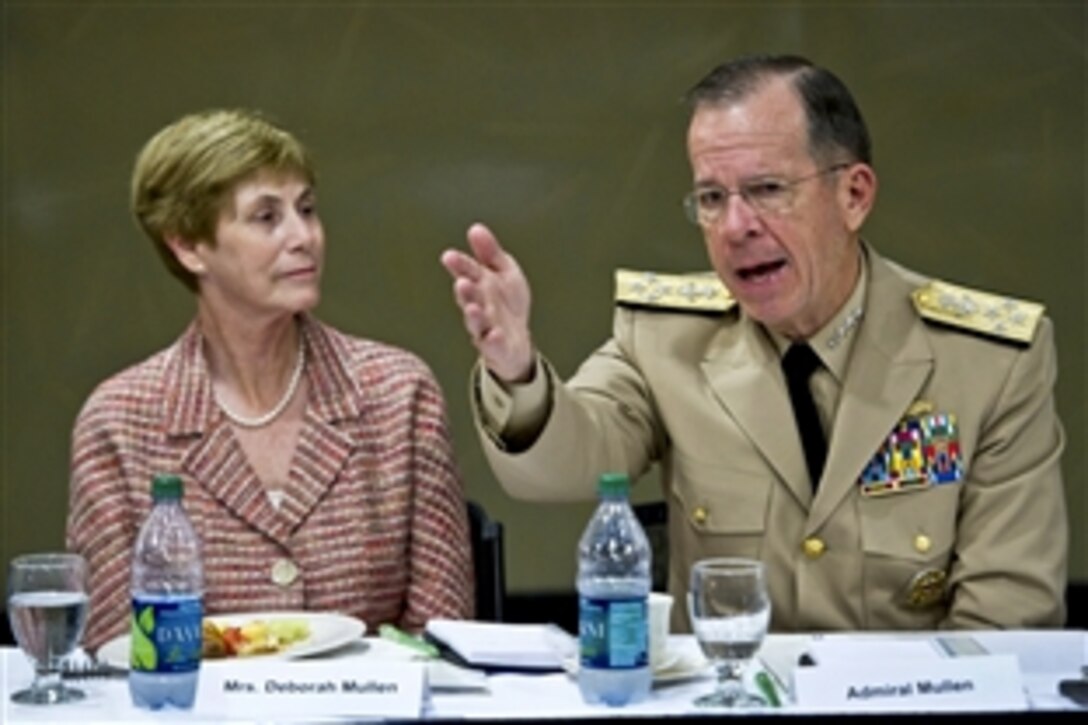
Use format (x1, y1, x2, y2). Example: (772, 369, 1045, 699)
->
(97, 610, 366, 668)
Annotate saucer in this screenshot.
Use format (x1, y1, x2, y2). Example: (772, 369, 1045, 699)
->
(652, 647, 714, 685)
(561, 647, 710, 685)
(651, 649, 683, 675)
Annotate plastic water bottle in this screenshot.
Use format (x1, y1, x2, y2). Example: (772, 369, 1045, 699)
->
(129, 473, 203, 709)
(576, 472, 652, 706)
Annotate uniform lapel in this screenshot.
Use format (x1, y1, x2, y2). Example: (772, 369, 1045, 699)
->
(806, 252, 935, 533)
(701, 315, 813, 508)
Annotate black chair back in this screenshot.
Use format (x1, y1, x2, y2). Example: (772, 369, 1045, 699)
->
(0, 609, 12, 646)
(467, 500, 506, 621)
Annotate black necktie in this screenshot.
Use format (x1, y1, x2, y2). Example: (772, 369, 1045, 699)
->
(782, 343, 827, 490)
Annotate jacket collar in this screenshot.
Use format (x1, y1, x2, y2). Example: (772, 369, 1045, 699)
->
(701, 242, 934, 513)
(160, 313, 363, 542)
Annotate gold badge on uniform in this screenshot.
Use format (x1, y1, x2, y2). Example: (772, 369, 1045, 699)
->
(858, 401, 963, 496)
(905, 568, 948, 608)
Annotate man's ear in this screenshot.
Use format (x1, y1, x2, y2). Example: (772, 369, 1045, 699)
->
(164, 235, 206, 275)
(841, 163, 878, 233)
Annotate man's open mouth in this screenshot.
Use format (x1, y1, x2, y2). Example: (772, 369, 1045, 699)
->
(737, 259, 787, 281)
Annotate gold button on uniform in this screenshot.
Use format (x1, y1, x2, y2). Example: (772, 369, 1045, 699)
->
(271, 558, 299, 587)
(914, 534, 932, 554)
(691, 506, 708, 525)
(802, 537, 826, 559)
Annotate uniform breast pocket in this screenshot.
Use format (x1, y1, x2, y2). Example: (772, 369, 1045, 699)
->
(669, 454, 773, 562)
(858, 484, 960, 628)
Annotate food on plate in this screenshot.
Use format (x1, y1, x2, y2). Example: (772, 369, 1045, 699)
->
(201, 617, 311, 659)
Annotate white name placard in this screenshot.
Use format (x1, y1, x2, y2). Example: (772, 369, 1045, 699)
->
(195, 659, 425, 720)
(792, 654, 1026, 712)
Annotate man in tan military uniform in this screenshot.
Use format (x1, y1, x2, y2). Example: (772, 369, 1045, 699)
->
(440, 54, 1067, 631)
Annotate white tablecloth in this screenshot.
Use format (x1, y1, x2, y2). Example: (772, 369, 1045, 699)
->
(3, 630, 1085, 722)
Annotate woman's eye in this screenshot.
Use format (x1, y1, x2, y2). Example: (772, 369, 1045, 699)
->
(252, 209, 279, 225)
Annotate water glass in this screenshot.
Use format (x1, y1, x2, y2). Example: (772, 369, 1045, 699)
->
(689, 557, 771, 708)
(7, 552, 89, 704)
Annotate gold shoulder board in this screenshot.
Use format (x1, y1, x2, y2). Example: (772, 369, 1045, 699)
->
(912, 280, 1044, 344)
(614, 268, 736, 313)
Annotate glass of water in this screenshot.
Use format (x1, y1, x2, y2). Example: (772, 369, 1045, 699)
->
(689, 557, 771, 708)
(7, 552, 89, 704)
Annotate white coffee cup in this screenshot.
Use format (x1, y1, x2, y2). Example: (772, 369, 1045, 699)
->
(648, 591, 674, 669)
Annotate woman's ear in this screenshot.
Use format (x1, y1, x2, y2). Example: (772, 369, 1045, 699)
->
(164, 235, 206, 275)
(840, 163, 878, 233)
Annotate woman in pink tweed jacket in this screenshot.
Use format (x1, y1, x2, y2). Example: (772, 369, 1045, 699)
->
(66, 109, 474, 652)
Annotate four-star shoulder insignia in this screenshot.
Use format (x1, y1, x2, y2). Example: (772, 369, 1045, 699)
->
(615, 269, 737, 313)
(912, 280, 1044, 345)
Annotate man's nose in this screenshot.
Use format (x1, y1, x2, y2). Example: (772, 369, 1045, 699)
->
(718, 192, 762, 242)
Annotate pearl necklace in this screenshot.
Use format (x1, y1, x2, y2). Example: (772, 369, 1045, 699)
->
(215, 335, 305, 429)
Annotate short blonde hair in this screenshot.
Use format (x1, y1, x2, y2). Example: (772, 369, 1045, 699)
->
(131, 109, 316, 290)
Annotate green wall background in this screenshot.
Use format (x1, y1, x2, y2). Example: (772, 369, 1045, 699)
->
(2, 2, 1084, 600)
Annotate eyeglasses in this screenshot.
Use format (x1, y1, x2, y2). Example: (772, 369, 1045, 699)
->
(683, 163, 850, 226)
